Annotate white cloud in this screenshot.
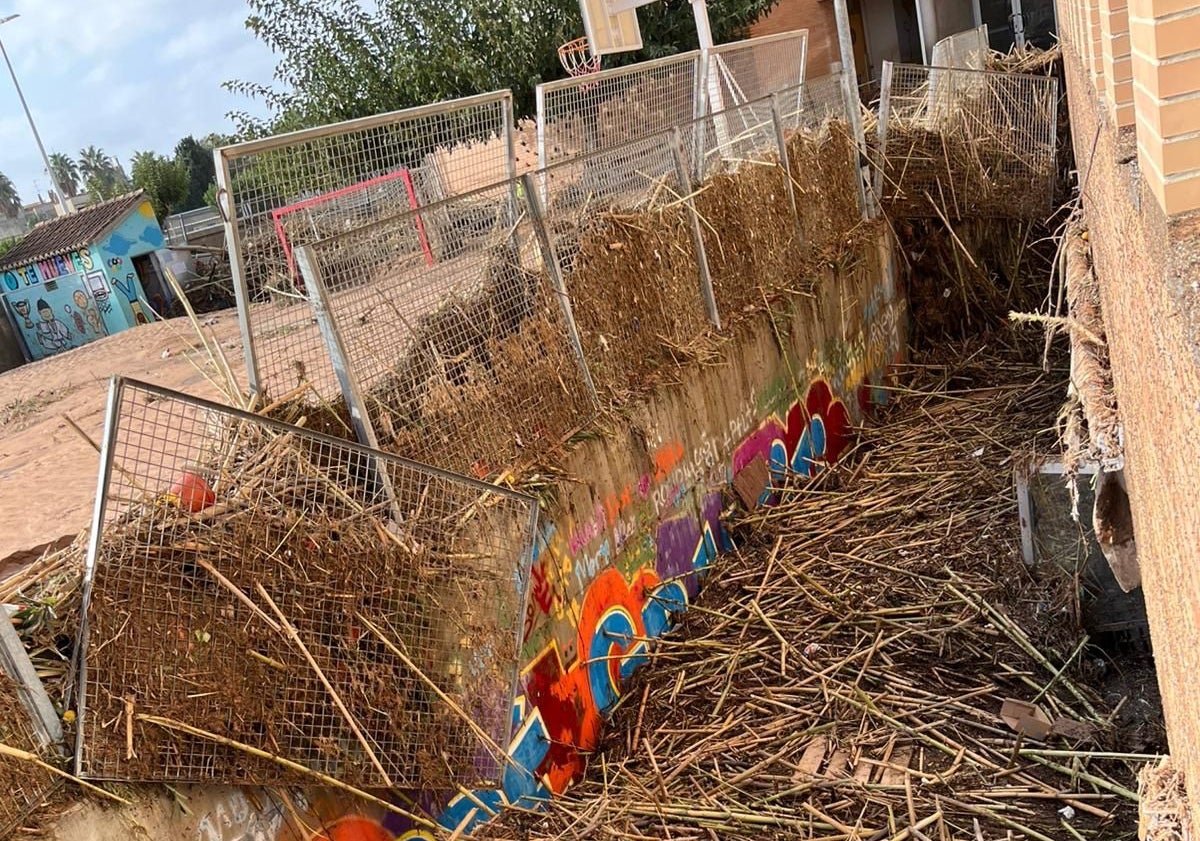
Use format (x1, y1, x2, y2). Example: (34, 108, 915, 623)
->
(0, 0, 276, 198)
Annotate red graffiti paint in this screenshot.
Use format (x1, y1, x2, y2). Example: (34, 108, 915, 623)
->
(310, 816, 393, 841)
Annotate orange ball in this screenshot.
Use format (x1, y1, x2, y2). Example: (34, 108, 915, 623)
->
(170, 470, 215, 513)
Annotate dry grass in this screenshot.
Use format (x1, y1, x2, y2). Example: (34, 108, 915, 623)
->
(478, 334, 1153, 841)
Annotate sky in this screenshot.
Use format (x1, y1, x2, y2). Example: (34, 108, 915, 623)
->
(0, 0, 279, 204)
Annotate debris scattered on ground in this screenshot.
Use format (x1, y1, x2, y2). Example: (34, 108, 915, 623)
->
(480, 334, 1157, 841)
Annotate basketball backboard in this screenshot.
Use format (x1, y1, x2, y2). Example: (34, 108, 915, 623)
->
(580, 0, 645, 55)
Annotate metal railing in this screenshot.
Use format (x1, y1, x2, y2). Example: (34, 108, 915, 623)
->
(164, 207, 224, 246)
(877, 62, 1058, 219)
(76, 377, 537, 788)
(215, 91, 516, 399)
(929, 25, 990, 70)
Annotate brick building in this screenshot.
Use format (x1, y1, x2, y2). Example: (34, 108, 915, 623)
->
(1055, 0, 1200, 825)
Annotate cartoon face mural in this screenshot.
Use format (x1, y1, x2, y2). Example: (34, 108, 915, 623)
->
(12, 299, 31, 328)
(34, 297, 73, 352)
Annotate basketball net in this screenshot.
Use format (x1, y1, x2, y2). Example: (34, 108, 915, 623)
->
(558, 36, 601, 77)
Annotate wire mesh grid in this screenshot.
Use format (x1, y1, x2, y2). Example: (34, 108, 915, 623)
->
(702, 30, 808, 112)
(0, 672, 57, 839)
(536, 52, 702, 169)
(878, 63, 1058, 219)
(76, 378, 537, 790)
(296, 180, 596, 478)
(539, 133, 712, 393)
(678, 95, 803, 320)
(929, 25, 990, 71)
(216, 91, 515, 400)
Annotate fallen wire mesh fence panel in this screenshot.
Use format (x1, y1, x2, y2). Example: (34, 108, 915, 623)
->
(877, 62, 1058, 219)
(216, 91, 516, 401)
(537, 133, 716, 395)
(295, 180, 596, 478)
(536, 52, 702, 169)
(76, 377, 537, 791)
(0, 669, 59, 838)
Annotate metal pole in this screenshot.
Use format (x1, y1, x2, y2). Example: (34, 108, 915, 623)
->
(214, 149, 263, 397)
(520, 172, 599, 408)
(769, 93, 800, 232)
(875, 61, 894, 211)
(832, 0, 873, 220)
(0, 22, 72, 216)
(669, 129, 720, 331)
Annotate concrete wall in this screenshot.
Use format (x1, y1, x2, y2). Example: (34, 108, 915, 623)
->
(40, 228, 905, 840)
(1057, 0, 1200, 828)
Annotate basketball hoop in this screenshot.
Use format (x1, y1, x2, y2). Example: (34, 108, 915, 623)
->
(558, 37, 601, 77)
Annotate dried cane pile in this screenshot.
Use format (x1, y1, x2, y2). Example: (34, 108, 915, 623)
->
(480, 335, 1154, 840)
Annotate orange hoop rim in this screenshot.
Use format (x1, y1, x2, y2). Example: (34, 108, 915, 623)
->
(558, 36, 601, 77)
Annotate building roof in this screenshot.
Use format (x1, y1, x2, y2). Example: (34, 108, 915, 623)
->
(0, 190, 148, 273)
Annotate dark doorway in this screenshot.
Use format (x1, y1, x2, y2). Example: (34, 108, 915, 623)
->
(132, 254, 170, 318)
(893, 0, 924, 63)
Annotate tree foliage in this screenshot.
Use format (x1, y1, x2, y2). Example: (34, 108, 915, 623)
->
(79, 146, 130, 202)
(174, 135, 220, 213)
(130, 151, 190, 221)
(49, 153, 80, 198)
(0, 236, 20, 259)
(227, 0, 779, 135)
(0, 173, 19, 219)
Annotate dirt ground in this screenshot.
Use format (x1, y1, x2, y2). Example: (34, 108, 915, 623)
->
(0, 309, 247, 571)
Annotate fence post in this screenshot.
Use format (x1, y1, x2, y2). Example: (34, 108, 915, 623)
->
(214, 150, 263, 397)
(875, 61, 894, 213)
(520, 172, 600, 408)
(669, 128, 721, 331)
(833, 0, 872, 221)
(770, 93, 801, 232)
(294, 245, 406, 526)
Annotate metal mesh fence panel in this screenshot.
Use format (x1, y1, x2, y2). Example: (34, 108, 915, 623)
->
(76, 378, 537, 790)
(536, 52, 702, 168)
(778, 73, 866, 263)
(679, 95, 803, 320)
(296, 181, 596, 478)
(216, 91, 515, 400)
(929, 25, 990, 70)
(0, 673, 57, 838)
(539, 133, 711, 393)
(878, 63, 1058, 219)
(702, 30, 808, 113)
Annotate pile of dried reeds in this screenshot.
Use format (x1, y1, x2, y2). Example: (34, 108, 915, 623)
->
(1138, 758, 1193, 841)
(479, 334, 1154, 841)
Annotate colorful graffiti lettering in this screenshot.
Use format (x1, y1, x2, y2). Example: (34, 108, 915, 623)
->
(732, 379, 852, 506)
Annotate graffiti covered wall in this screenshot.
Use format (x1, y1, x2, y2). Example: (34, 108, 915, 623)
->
(40, 230, 904, 841)
(0, 200, 162, 362)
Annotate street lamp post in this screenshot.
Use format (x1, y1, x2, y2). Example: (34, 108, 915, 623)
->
(0, 14, 73, 215)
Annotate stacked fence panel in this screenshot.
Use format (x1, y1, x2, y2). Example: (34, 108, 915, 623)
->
(878, 62, 1058, 219)
(294, 182, 596, 477)
(0, 673, 57, 837)
(702, 30, 808, 111)
(216, 91, 515, 399)
(76, 378, 537, 789)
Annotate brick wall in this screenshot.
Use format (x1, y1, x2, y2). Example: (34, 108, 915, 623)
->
(751, 0, 840, 77)
(1057, 0, 1200, 827)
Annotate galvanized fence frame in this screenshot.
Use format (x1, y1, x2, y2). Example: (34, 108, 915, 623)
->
(76, 376, 538, 788)
(535, 51, 704, 171)
(292, 179, 599, 478)
(877, 61, 1058, 219)
(215, 91, 517, 400)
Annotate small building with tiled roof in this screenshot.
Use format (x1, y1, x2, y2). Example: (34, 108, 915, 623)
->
(0, 190, 172, 364)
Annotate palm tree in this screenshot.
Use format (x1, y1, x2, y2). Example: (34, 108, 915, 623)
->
(78, 145, 114, 182)
(0, 173, 20, 220)
(49, 153, 79, 198)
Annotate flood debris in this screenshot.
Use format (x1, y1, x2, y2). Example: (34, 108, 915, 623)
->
(479, 336, 1156, 841)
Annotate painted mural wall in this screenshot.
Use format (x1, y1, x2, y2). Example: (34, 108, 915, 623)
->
(43, 231, 905, 841)
(0, 200, 163, 361)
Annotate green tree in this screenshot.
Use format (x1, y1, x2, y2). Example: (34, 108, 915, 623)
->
(0, 173, 20, 219)
(130, 151, 189, 221)
(0, 236, 20, 259)
(227, 0, 779, 135)
(78, 145, 114, 182)
(49, 153, 79, 198)
(174, 135, 218, 212)
(79, 146, 130, 201)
